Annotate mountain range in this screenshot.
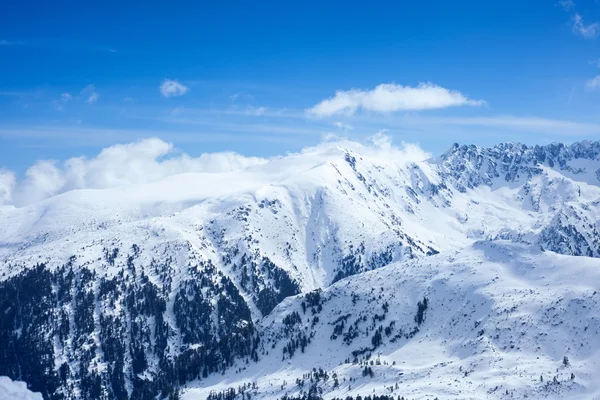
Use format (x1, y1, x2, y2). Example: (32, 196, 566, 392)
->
(1, 139, 599, 400)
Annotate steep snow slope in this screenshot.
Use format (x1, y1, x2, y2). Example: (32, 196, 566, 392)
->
(0, 139, 599, 399)
(186, 241, 600, 400)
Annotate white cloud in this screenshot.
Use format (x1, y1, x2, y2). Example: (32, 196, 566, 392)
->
(370, 131, 431, 162)
(370, 130, 392, 149)
(0, 170, 16, 205)
(245, 106, 266, 116)
(86, 92, 99, 103)
(302, 131, 431, 165)
(81, 84, 99, 103)
(230, 92, 255, 102)
(585, 75, 600, 91)
(53, 92, 73, 110)
(320, 132, 346, 142)
(17, 161, 66, 205)
(558, 0, 575, 11)
(160, 79, 189, 98)
(333, 121, 353, 131)
(81, 84, 95, 93)
(572, 13, 599, 38)
(307, 83, 485, 117)
(4, 138, 268, 206)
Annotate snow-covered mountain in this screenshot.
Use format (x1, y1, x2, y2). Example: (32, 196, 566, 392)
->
(189, 240, 600, 400)
(1, 139, 599, 400)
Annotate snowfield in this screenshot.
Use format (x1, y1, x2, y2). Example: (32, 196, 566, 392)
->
(0, 377, 43, 400)
(0, 138, 599, 399)
(184, 241, 600, 400)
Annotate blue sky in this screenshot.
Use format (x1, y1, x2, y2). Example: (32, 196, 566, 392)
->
(2, 0, 600, 173)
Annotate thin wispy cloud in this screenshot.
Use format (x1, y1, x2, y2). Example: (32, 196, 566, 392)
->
(52, 92, 73, 111)
(160, 79, 189, 98)
(411, 115, 600, 135)
(229, 92, 255, 102)
(164, 106, 304, 119)
(81, 84, 99, 103)
(558, 0, 575, 11)
(0, 38, 116, 52)
(333, 121, 353, 131)
(307, 83, 485, 117)
(0, 39, 28, 46)
(0, 126, 309, 151)
(572, 13, 599, 38)
(245, 106, 266, 116)
(86, 92, 99, 103)
(585, 75, 600, 91)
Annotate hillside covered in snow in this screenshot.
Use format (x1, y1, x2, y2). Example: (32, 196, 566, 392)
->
(0, 137, 599, 400)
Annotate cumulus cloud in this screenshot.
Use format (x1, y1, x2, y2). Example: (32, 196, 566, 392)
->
(160, 79, 189, 97)
(572, 14, 599, 38)
(370, 130, 392, 149)
(369, 131, 431, 162)
(4, 138, 268, 207)
(61, 93, 72, 102)
(307, 83, 485, 117)
(585, 75, 600, 91)
(0, 170, 16, 205)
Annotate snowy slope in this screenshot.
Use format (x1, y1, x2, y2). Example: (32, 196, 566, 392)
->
(0, 139, 599, 399)
(0, 377, 43, 400)
(185, 241, 600, 400)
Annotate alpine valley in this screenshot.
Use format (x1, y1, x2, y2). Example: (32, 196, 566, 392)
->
(1, 139, 600, 400)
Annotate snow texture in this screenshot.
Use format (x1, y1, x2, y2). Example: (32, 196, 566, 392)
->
(0, 377, 43, 400)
